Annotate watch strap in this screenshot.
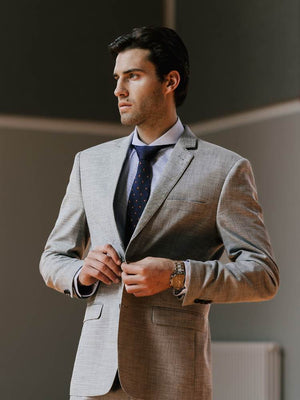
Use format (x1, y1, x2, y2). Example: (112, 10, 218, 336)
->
(170, 261, 186, 293)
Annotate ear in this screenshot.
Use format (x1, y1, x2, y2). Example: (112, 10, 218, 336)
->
(164, 70, 180, 94)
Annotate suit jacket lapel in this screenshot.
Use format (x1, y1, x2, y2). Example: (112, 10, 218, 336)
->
(92, 133, 133, 247)
(129, 127, 197, 244)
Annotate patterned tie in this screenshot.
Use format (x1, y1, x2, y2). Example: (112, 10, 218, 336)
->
(125, 144, 172, 246)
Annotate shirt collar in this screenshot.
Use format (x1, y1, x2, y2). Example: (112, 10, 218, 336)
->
(132, 117, 184, 146)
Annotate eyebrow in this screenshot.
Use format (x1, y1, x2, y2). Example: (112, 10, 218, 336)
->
(113, 68, 145, 79)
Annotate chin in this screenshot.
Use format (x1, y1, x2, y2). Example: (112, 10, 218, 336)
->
(120, 115, 138, 126)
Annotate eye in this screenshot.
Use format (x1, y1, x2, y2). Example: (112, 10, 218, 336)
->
(129, 72, 138, 80)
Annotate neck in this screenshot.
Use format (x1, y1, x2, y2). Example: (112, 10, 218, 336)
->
(136, 109, 178, 145)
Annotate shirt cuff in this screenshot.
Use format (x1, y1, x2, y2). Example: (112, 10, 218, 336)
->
(73, 267, 99, 298)
(173, 260, 191, 299)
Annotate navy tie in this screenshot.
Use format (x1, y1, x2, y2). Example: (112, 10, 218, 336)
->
(125, 144, 172, 246)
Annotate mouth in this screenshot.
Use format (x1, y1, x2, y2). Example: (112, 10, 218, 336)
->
(118, 102, 132, 112)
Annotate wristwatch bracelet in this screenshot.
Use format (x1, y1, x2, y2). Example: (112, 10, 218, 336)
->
(169, 261, 186, 294)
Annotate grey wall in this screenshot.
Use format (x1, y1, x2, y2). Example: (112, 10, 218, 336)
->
(203, 111, 300, 400)
(0, 129, 113, 399)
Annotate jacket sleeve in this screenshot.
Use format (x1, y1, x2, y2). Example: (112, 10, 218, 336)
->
(183, 158, 279, 306)
(39, 152, 90, 298)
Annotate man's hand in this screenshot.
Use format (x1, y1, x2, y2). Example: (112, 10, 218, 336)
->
(121, 257, 174, 297)
(79, 244, 122, 286)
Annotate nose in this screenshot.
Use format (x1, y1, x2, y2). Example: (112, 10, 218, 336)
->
(114, 79, 128, 98)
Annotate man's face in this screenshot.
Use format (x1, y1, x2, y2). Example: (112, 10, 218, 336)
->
(113, 48, 167, 128)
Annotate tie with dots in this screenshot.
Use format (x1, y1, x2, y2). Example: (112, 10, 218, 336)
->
(125, 144, 172, 246)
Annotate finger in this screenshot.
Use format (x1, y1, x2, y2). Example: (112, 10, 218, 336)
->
(96, 253, 122, 277)
(96, 244, 121, 266)
(121, 262, 141, 275)
(85, 259, 120, 283)
(125, 283, 145, 294)
(122, 272, 142, 285)
(83, 265, 113, 285)
(125, 284, 149, 297)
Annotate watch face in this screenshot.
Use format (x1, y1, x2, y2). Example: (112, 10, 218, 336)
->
(173, 274, 185, 290)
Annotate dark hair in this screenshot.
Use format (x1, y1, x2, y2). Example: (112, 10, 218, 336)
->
(108, 26, 190, 107)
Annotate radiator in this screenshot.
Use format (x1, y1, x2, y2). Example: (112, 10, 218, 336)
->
(211, 342, 281, 400)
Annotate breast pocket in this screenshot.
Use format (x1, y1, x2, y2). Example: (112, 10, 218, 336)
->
(164, 198, 208, 215)
(161, 198, 214, 231)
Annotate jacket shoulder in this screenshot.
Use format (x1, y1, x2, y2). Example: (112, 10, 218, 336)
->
(186, 133, 246, 176)
(184, 125, 245, 167)
(80, 135, 131, 157)
(198, 138, 244, 163)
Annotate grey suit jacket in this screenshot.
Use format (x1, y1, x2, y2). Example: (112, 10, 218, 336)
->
(40, 126, 279, 400)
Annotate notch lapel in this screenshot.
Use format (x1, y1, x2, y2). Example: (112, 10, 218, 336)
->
(128, 127, 197, 245)
(90, 133, 133, 248)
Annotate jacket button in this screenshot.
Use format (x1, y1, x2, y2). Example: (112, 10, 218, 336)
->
(64, 289, 70, 295)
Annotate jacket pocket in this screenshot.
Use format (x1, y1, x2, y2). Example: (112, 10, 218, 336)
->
(83, 304, 103, 322)
(152, 306, 204, 331)
(164, 198, 210, 216)
(166, 198, 207, 205)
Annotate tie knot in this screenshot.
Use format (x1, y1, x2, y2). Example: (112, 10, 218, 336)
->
(132, 144, 172, 161)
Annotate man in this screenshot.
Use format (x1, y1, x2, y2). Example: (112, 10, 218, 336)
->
(40, 26, 279, 400)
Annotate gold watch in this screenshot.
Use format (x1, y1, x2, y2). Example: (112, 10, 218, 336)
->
(170, 261, 186, 292)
